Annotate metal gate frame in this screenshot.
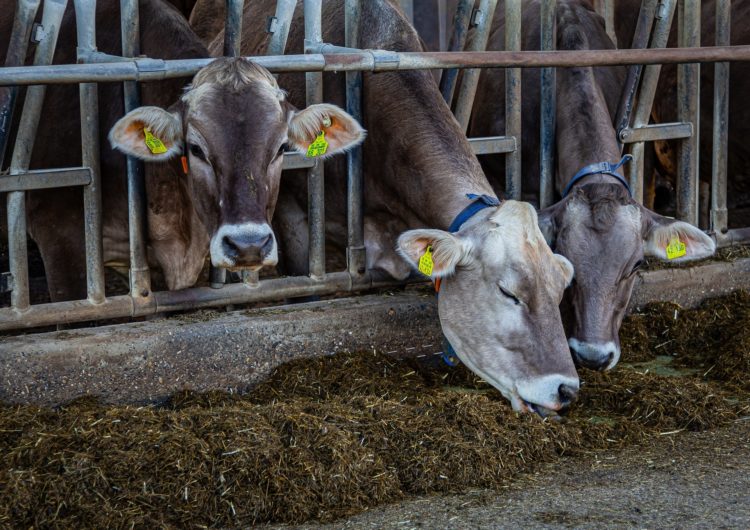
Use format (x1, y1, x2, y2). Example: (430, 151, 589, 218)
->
(0, 0, 748, 331)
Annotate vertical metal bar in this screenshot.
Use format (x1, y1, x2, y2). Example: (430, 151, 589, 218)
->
(398, 0, 414, 23)
(223, 0, 244, 57)
(117, 0, 150, 299)
(539, 0, 556, 208)
(439, 0, 474, 104)
(676, 0, 700, 224)
(77, 0, 105, 303)
(454, 0, 498, 132)
(626, 0, 677, 204)
(0, 0, 41, 170)
(438, 0, 448, 51)
(505, 0, 522, 199)
(615, 0, 657, 149)
(711, 0, 729, 233)
(304, 0, 325, 279)
(7, 0, 68, 311)
(267, 0, 297, 56)
(603, 0, 617, 46)
(345, 0, 365, 277)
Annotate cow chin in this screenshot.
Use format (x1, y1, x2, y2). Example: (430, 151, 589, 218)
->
(209, 222, 278, 271)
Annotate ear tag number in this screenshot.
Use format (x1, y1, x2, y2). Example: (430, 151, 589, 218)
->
(418, 245, 434, 276)
(306, 131, 328, 158)
(143, 127, 167, 154)
(666, 237, 686, 260)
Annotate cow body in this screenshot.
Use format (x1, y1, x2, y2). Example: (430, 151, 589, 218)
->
(469, 0, 715, 371)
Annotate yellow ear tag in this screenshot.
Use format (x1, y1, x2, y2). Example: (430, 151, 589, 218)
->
(418, 245, 434, 276)
(306, 131, 328, 158)
(143, 127, 168, 155)
(665, 237, 686, 260)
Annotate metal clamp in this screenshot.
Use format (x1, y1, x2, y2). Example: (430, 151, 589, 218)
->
(470, 8, 484, 27)
(267, 16, 279, 34)
(0, 273, 13, 294)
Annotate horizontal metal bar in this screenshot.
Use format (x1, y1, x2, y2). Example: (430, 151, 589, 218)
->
(282, 152, 315, 169)
(619, 122, 693, 143)
(715, 228, 750, 248)
(0, 270, 423, 331)
(2, 46, 750, 85)
(0, 167, 91, 192)
(468, 135, 517, 155)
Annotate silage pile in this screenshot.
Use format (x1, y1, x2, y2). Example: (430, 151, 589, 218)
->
(2, 294, 750, 528)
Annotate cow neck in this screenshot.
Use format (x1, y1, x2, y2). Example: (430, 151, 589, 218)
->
(417, 178, 498, 232)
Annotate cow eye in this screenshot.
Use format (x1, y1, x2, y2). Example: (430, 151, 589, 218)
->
(188, 143, 207, 162)
(499, 285, 521, 305)
(630, 259, 644, 275)
(276, 142, 288, 159)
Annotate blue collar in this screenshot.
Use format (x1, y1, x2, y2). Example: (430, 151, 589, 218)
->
(448, 193, 501, 233)
(561, 154, 633, 198)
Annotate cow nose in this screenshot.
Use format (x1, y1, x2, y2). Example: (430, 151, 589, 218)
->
(557, 383, 579, 414)
(222, 233, 273, 264)
(568, 338, 619, 371)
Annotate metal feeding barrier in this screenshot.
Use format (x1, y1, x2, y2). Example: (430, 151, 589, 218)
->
(0, 0, 746, 331)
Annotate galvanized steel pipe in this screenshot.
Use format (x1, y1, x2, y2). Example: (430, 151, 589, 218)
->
(539, 0, 556, 208)
(439, 0, 474, 104)
(711, 0, 730, 233)
(267, 0, 297, 56)
(505, 0, 522, 199)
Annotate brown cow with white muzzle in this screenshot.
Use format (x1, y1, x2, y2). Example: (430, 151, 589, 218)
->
(469, 0, 715, 371)
(0, 0, 363, 301)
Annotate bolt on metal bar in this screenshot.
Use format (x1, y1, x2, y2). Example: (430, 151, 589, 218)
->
(453, 0, 498, 132)
(74, 0, 105, 304)
(223, 0, 245, 57)
(615, 0, 657, 151)
(114, 0, 151, 300)
(6, 0, 68, 312)
(711, 0, 730, 233)
(619, 121, 693, 143)
(304, 0, 325, 280)
(505, 0, 522, 199)
(345, 0, 365, 277)
(627, 0, 677, 204)
(676, 0, 701, 225)
(267, 0, 297, 56)
(439, 0, 474, 104)
(539, 0, 556, 208)
(0, 0, 41, 170)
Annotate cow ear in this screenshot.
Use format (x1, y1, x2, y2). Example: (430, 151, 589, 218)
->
(396, 229, 470, 279)
(537, 204, 559, 247)
(642, 208, 716, 262)
(288, 103, 365, 158)
(109, 106, 183, 161)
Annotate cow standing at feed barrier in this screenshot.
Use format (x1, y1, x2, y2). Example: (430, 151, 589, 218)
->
(192, 0, 580, 416)
(0, 0, 364, 302)
(468, 0, 716, 371)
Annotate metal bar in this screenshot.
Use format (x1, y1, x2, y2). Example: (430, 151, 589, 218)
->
(3, 46, 750, 84)
(676, 0, 700, 225)
(0, 270, 423, 330)
(282, 152, 316, 169)
(345, 0, 365, 277)
(711, 0, 730, 234)
(223, 0, 244, 57)
(505, 0, 522, 199)
(438, 0, 448, 51)
(304, 0, 325, 280)
(627, 0, 677, 204)
(539, 0, 556, 208)
(453, 0, 499, 132)
(267, 0, 297, 56)
(439, 0, 474, 104)
(0, 167, 91, 192)
(619, 122, 693, 143)
(615, 0, 657, 150)
(468, 135, 517, 155)
(116, 0, 151, 299)
(603, 0, 617, 45)
(6, 0, 68, 312)
(73, 0, 105, 304)
(0, 0, 41, 170)
(398, 0, 414, 23)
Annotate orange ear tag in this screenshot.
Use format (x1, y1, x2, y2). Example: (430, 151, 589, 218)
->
(180, 156, 189, 175)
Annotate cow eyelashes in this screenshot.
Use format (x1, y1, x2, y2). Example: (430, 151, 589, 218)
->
(188, 143, 207, 162)
(499, 285, 521, 305)
(630, 259, 645, 275)
(276, 142, 289, 159)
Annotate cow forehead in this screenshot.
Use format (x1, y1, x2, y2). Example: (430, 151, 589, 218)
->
(182, 81, 285, 123)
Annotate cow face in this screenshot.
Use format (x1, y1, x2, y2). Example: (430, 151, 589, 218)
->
(539, 183, 715, 371)
(109, 58, 364, 273)
(398, 201, 579, 416)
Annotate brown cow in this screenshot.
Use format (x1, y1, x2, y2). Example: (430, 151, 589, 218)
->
(0, 0, 363, 302)
(469, 0, 715, 371)
(193, 0, 581, 415)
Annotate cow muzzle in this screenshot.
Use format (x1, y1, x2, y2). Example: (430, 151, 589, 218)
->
(210, 222, 278, 270)
(569, 338, 620, 371)
(515, 375, 580, 418)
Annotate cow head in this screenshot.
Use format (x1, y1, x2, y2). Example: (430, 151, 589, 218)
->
(539, 183, 716, 371)
(109, 57, 364, 274)
(398, 201, 580, 416)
